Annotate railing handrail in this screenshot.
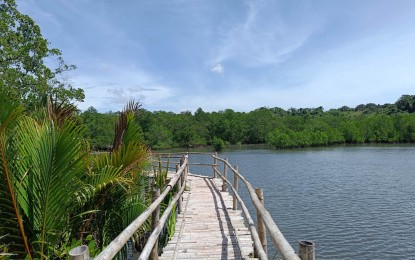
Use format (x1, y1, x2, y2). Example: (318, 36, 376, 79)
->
(94, 155, 188, 260)
(213, 154, 301, 260)
(138, 167, 188, 260)
(212, 166, 268, 259)
(74, 152, 309, 260)
(152, 152, 301, 260)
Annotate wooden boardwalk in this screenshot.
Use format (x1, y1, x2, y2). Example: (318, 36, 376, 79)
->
(159, 174, 256, 260)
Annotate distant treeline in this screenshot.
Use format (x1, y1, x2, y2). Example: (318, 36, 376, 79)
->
(79, 95, 415, 150)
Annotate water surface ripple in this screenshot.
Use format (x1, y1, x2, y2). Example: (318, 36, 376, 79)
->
(217, 146, 415, 259)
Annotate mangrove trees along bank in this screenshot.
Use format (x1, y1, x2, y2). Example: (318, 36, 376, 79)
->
(79, 95, 415, 150)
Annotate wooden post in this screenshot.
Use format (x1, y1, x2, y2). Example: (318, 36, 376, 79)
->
(213, 152, 218, 178)
(255, 188, 267, 257)
(233, 165, 238, 210)
(180, 155, 187, 180)
(298, 240, 315, 260)
(150, 188, 160, 260)
(222, 158, 228, 192)
(176, 164, 182, 214)
(181, 159, 186, 187)
(69, 245, 89, 260)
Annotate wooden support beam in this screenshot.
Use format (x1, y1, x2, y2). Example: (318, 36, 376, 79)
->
(255, 188, 267, 257)
(233, 165, 238, 210)
(222, 158, 228, 192)
(150, 188, 161, 260)
(213, 152, 218, 177)
(69, 245, 89, 260)
(176, 164, 182, 214)
(299, 240, 315, 260)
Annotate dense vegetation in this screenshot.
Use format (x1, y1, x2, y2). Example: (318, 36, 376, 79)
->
(0, 93, 156, 259)
(0, 1, 179, 259)
(80, 95, 415, 150)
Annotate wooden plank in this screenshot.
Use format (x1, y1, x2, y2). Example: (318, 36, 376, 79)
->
(159, 175, 257, 260)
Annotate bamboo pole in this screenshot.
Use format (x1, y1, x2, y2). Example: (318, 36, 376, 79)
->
(139, 178, 187, 260)
(213, 155, 300, 260)
(69, 245, 89, 260)
(222, 158, 228, 192)
(94, 157, 188, 260)
(150, 189, 160, 260)
(212, 167, 267, 260)
(213, 152, 218, 177)
(176, 164, 182, 214)
(187, 163, 218, 166)
(298, 241, 315, 260)
(255, 188, 267, 257)
(233, 165, 238, 210)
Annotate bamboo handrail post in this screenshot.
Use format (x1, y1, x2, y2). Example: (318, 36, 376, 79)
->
(222, 158, 228, 192)
(213, 152, 218, 177)
(185, 154, 189, 176)
(233, 165, 238, 210)
(150, 188, 161, 260)
(298, 241, 315, 260)
(181, 154, 188, 175)
(139, 178, 187, 260)
(94, 157, 188, 259)
(181, 155, 186, 186)
(213, 154, 300, 260)
(212, 165, 268, 259)
(176, 164, 182, 214)
(255, 188, 267, 257)
(245, 181, 300, 259)
(69, 245, 89, 260)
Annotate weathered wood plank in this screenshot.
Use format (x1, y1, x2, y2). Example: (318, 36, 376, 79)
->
(159, 175, 256, 260)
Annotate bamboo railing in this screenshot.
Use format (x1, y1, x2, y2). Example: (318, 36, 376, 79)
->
(212, 154, 302, 260)
(69, 152, 314, 260)
(71, 155, 189, 260)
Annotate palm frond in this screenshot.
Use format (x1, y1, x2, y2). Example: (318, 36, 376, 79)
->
(47, 95, 78, 126)
(14, 117, 87, 257)
(112, 101, 141, 152)
(0, 88, 32, 259)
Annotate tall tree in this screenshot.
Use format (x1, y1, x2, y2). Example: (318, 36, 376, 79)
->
(0, 0, 84, 108)
(396, 95, 415, 113)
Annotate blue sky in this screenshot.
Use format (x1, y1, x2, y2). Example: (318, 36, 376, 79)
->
(16, 0, 415, 113)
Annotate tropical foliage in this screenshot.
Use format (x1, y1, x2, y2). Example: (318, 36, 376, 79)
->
(0, 88, 152, 259)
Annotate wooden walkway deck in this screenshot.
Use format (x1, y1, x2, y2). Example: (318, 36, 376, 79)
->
(159, 174, 256, 260)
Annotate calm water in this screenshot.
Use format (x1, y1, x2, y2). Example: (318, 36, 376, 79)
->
(190, 145, 415, 259)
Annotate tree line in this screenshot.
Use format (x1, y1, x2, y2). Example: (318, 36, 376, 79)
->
(79, 95, 415, 151)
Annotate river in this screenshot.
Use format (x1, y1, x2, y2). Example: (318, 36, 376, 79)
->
(189, 145, 415, 259)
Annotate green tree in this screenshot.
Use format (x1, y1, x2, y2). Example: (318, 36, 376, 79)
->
(395, 95, 415, 113)
(80, 107, 118, 150)
(0, 0, 84, 108)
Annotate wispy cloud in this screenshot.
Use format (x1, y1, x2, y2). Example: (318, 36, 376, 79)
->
(212, 0, 324, 68)
(210, 63, 224, 74)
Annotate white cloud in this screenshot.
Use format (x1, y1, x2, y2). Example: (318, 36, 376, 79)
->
(212, 0, 324, 67)
(210, 63, 224, 74)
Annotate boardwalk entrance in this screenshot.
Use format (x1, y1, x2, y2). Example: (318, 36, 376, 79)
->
(160, 175, 255, 259)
